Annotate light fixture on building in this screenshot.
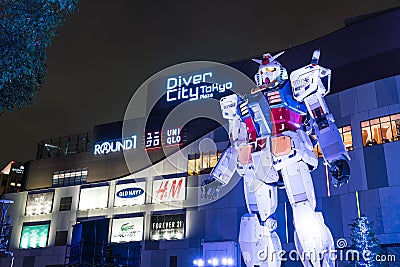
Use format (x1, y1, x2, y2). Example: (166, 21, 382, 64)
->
(175, 233, 183, 239)
(193, 259, 204, 266)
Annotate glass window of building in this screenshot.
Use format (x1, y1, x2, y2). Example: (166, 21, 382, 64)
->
(361, 113, 400, 146)
(187, 151, 223, 176)
(59, 196, 73, 211)
(313, 144, 323, 158)
(55, 231, 68, 246)
(52, 168, 87, 187)
(340, 125, 353, 151)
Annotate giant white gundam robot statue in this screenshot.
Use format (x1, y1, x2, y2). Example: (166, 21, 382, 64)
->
(202, 50, 350, 267)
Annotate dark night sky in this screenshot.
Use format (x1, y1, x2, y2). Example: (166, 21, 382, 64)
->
(1, 0, 400, 168)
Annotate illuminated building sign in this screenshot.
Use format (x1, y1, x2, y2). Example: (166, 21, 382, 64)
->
(166, 127, 182, 146)
(166, 72, 233, 103)
(150, 214, 185, 240)
(111, 217, 144, 243)
(94, 135, 137, 155)
(145, 127, 183, 150)
(11, 165, 24, 175)
(79, 186, 109, 210)
(20, 224, 50, 249)
(114, 182, 146, 207)
(152, 178, 186, 203)
(145, 130, 161, 149)
(25, 192, 54, 216)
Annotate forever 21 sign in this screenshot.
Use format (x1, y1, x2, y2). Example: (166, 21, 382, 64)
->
(114, 182, 146, 207)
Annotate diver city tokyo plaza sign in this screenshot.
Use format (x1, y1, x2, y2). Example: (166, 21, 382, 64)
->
(166, 71, 233, 103)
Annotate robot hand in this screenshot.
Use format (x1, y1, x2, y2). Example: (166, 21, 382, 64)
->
(328, 159, 350, 187)
(201, 176, 224, 200)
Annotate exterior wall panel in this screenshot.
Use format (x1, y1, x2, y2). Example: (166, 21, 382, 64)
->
(357, 82, 378, 112)
(376, 77, 399, 107)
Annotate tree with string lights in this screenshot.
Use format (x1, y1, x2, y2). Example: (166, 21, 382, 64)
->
(0, 0, 79, 114)
(348, 215, 386, 267)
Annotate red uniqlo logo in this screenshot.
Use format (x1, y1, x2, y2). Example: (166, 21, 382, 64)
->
(155, 179, 183, 201)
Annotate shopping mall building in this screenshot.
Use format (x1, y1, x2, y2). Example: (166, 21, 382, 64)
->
(1, 7, 400, 267)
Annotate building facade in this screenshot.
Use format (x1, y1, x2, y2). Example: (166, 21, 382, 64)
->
(2, 7, 400, 267)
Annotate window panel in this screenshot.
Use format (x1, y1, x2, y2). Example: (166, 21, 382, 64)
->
(187, 159, 196, 176)
(202, 153, 210, 169)
(391, 115, 400, 141)
(362, 112, 400, 147)
(59, 196, 72, 211)
(362, 126, 372, 146)
(55, 231, 68, 246)
(361, 121, 370, 128)
(343, 131, 353, 151)
(188, 152, 220, 175)
(342, 125, 351, 133)
(52, 168, 87, 187)
(370, 118, 380, 125)
(317, 145, 323, 158)
(209, 153, 218, 168)
(370, 124, 382, 145)
(381, 122, 393, 143)
(194, 155, 201, 175)
(380, 116, 390, 123)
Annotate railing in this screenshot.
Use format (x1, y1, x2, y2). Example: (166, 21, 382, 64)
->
(36, 132, 93, 159)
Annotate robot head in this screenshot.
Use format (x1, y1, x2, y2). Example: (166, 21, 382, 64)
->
(253, 51, 288, 88)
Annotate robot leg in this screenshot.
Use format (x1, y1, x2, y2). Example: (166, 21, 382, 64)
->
(239, 173, 281, 267)
(239, 214, 282, 267)
(280, 161, 335, 267)
(293, 215, 335, 267)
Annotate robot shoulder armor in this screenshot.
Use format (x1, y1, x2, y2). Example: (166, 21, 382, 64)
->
(290, 65, 331, 102)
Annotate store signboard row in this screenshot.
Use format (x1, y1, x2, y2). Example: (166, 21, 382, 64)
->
(94, 127, 183, 155)
(110, 213, 186, 243)
(78, 178, 186, 210)
(112, 213, 188, 242)
(24, 178, 186, 216)
(20, 213, 185, 248)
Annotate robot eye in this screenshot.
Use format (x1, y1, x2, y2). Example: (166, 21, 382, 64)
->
(266, 67, 276, 72)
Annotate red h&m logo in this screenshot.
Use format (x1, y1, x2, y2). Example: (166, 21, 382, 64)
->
(154, 178, 185, 202)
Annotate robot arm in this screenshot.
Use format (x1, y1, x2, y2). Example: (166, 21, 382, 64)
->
(290, 50, 350, 187)
(202, 94, 246, 199)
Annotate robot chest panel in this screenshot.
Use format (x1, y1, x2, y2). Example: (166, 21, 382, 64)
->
(270, 107, 303, 135)
(264, 85, 305, 136)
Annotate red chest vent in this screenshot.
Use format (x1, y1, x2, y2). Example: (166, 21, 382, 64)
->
(270, 107, 303, 135)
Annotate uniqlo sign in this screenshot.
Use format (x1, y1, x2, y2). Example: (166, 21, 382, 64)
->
(145, 130, 161, 149)
(152, 178, 186, 203)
